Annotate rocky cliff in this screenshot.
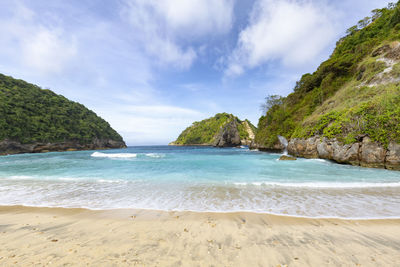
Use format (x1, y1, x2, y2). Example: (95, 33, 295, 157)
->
(0, 74, 126, 155)
(287, 136, 400, 170)
(170, 113, 256, 147)
(212, 119, 241, 147)
(252, 3, 400, 169)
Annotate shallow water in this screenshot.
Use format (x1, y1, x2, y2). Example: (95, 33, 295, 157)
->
(1, 146, 400, 218)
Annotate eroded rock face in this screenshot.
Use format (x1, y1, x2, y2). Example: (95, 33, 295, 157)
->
(241, 120, 256, 146)
(0, 138, 127, 155)
(287, 136, 400, 170)
(332, 142, 360, 166)
(250, 141, 285, 152)
(213, 120, 241, 147)
(386, 142, 400, 170)
(288, 137, 318, 158)
(317, 138, 333, 159)
(359, 137, 386, 168)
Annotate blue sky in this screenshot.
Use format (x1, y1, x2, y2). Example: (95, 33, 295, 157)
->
(0, 0, 393, 145)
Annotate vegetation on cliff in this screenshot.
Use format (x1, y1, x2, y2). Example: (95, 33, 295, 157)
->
(172, 113, 256, 146)
(0, 73, 125, 145)
(255, 2, 400, 149)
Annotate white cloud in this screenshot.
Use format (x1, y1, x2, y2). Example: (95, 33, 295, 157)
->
(155, 0, 234, 38)
(95, 104, 205, 145)
(21, 28, 77, 74)
(225, 0, 339, 76)
(121, 0, 234, 69)
(0, 2, 77, 75)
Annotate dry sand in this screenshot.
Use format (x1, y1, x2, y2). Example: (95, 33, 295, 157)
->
(0, 205, 399, 266)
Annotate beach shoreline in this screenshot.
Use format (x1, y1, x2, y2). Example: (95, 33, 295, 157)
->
(1, 205, 399, 266)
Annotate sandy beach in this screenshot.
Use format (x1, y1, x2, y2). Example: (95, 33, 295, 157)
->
(0, 206, 399, 266)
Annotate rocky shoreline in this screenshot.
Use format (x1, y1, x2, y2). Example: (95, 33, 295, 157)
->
(0, 138, 127, 155)
(287, 136, 400, 170)
(249, 142, 285, 153)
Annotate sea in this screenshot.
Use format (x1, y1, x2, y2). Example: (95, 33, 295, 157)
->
(1, 146, 400, 219)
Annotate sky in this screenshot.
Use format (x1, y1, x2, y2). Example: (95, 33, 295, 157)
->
(0, 0, 394, 145)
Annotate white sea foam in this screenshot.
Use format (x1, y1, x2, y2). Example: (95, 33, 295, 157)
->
(7, 175, 33, 180)
(58, 177, 81, 181)
(91, 152, 137, 158)
(306, 158, 328, 162)
(145, 153, 165, 158)
(0, 179, 399, 219)
(232, 181, 400, 188)
(97, 179, 128, 184)
(2, 175, 132, 184)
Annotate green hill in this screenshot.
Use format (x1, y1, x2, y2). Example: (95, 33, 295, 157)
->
(0, 73, 126, 154)
(171, 113, 256, 147)
(253, 2, 400, 169)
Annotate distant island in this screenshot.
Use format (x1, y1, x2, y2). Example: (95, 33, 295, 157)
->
(252, 5, 400, 170)
(170, 113, 256, 147)
(0, 74, 126, 155)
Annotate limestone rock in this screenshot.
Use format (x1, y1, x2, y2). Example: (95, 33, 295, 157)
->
(241, 120, 256, 146)
(332, 142, 360, 166)
(213, 120, 241, 147)
(288, 137, 318, 158)
(386, 142, 400, 170)
(249, 141, 284, 152)
(279, 155, 297, 161)
(359, 137, 386, 168)
(316, 138, 333, 159)
(286, 135, 400, 170)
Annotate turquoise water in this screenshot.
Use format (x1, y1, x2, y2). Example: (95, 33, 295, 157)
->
(1, 146, 400, 218)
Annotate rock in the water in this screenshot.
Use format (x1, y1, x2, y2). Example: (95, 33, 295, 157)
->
(279, 155, 297, 161)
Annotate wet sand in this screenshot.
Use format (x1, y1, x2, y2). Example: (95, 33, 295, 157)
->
(0, 205, 399, 266)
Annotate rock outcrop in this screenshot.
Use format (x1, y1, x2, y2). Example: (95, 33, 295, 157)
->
(279, 155, 297, 161)
(171, 113, 257, 147)
(249, 141, 285, 152)
(241, 120, 256, 146)
(386, 142, 400, 170)
(213, 120, 241, 147)
(0, 138, 126, 155)
(287, 136, 400, 170)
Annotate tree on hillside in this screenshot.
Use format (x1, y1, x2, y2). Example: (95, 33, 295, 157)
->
(260, 95, 284, 115)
